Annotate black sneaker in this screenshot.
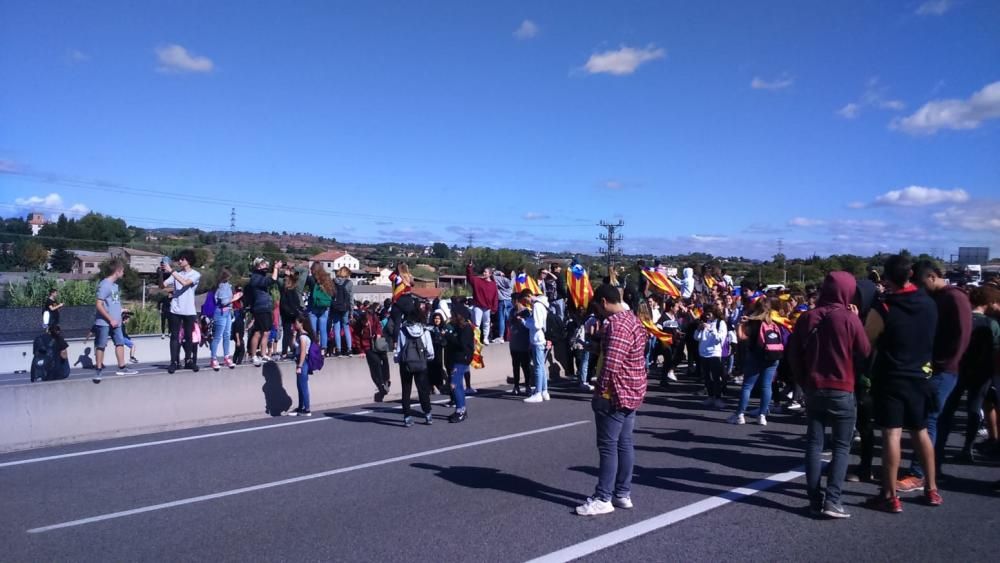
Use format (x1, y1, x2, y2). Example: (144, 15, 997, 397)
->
(822, 502, 851, 519)
(374, 390, 386, 403)
(190, 362, 200, 373)
(167, 363, 178, 374)
(448, 410, 468, 423)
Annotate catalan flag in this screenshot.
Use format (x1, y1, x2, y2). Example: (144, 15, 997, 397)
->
(514, 272, 543, 296)
(389, 271, 412, 303)
(704, 275, 717, 291)
(770, 310, 796, 332)
(641, 268, 681, 299)
(641, 318, 674, 346)
(566, 263, 594, 310)
(472, 327, 485, 369)
(689, 306, 703, 320)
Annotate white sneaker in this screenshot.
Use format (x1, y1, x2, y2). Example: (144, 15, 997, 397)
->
(758, 415, 768, 426)
(576, 497, 614, 516)
(787, 401, 803, 411)
(252, 355, 262, 367)
(115, 367, 139, 376)
(612, 496, 634, 509)
(524, 393, 544, 404)
(728, 413, 745, 425)
(666, 371, 678, 382)
(542, 391, 551, 401)
(579, 383, 594, 392)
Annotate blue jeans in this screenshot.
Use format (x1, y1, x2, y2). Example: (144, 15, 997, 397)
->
(909, 372, 957, 479)
(550, 299, 566, 321)
(211, 309, 233, 359)
(497, 299, 512, 341)
(308, 308, 329, 350)
(737, 357, 778, 415)
(451, 363, 469, 410)
(593, 403, 636, 501)
(805, 390, 856, 506)
(332, 311, 352, 352)
(532, 344, 548, 393)
(296, 363, 311, 411)
(579, 350, 590, 385)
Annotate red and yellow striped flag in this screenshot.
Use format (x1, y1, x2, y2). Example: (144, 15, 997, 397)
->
(472, 327, 485, 369)
(704, 275, 717, 291)
(514, 273, 543, 296)
(566, 264, 594, 310)
(770, 310, 796, 332)
(642, 269, 681, 299)
(641, 318, 674, 346)
(389, 271, 412, 303)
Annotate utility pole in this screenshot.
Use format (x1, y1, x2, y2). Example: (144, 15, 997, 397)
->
(598, 220, 624, 276)
(229, 208, 236, 242)
(466, 233, 474, 250)
(777, 238, 786, 285)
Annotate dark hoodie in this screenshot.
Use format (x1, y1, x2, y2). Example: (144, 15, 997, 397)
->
(872, 283, 937, 379)
(788, 272, 871, 393)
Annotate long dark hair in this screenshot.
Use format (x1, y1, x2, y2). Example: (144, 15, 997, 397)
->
(215, 268, 232, 290)
(294, 312, 316, 342)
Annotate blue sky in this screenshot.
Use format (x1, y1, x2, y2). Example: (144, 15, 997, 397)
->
(1, 0, 998, 259)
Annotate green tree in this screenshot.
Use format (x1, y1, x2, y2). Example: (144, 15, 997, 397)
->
(97, 260, 142, 300)
(49, 248, 77, 273)
(432, 242, 452, 259)
(15, 240, 49, 269)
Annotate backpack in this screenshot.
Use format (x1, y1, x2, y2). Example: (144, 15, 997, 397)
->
(31, 334, 57, 382)
(759, 321, 784, 362)
(307, 341, 325, 371)
(400, 328, 428, 372)
(331, 283, 350, 313)
(311, 282, 332, 309)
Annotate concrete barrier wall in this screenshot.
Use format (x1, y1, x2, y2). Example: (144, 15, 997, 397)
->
(1, 334, 173, 374)
(0, 343, 515, 453)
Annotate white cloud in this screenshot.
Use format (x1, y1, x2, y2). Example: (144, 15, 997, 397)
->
(933, 201, 1000, 231)
(879, 99, 905, 110)
(891, 80, 1000, 135)
(0, 159, 18, 173)
(155, 44, 214, 74)
(751, 74, 794, 91)
(689, 234, 728, 243)
(12, 192, 90, 219)
(873, 186, 970, 207)
(68, 49, 90, 63)
(837, 103, 861, 119)
(523, 212, 549, 221)
(847, 201, 867, 209)
(513, 20, 539, 40)
(788, 217, 825, 227)
(583, 45, 665, 76)
(603, 180, 625, 190)
(916, 0, 953, 16)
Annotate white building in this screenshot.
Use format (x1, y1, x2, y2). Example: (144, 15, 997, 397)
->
(309, 250, 361, 275)
(28, 213, 47, 236)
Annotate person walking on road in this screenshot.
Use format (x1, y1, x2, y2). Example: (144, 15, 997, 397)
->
(695, 306, 728, 409)
(395, 309, 436, 427)
(576, 283, 648, 516)
(358, 304, 392, 402)
(162, 249, 202, 374)
(862, 254, 942, 512)
(787, 272, 871, 519)
(446, 304, 476, 423)
(92, 258, 137, 383)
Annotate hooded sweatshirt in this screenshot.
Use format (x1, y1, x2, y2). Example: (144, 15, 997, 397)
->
(493, 271, 513, 301)
(525, 294, 549, 346)
(871, 283, 937, 379)
(680, 268, 695, 299)
(466, 264, 499, 312)
(394, 322, 436, 364)
(788, 272, 871, 393)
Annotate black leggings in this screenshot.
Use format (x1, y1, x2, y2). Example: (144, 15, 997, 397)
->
(511, 349, 532, 387)
(169, 314, 196, 365)
(400, 366, 432, 417)
(160, 314, 169, 335)
(365, 350, 390, 392)
(700, 356, 725, 398)
(281, 320, 295, 356)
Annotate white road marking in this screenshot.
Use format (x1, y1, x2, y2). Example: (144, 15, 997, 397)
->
(27, 420, 590, 533)
(526, 467, 806, 563)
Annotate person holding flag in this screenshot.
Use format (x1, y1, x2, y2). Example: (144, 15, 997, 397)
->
(566, 258, 594, 313)
(513, 267, 543, 297)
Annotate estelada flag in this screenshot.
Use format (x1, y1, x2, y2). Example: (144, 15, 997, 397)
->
(641, 268, 681, 299)
(770, 310, 796, 332)
(566, 264, 594, 309)
(472, 327, 485, 369)
(514, 273, 543, 296)
(641, 318, 674, 346)
(389, 271, 412, 303)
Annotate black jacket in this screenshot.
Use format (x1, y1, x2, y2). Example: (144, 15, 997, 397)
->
(873, 286, 937, 379)
(279, 286, 301, 321)
(446, 323, 475, 365)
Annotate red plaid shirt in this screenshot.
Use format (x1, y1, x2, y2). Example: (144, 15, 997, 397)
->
(597, 310, 648, 410)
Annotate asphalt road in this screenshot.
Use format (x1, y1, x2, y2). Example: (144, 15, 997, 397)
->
(1, 376, 998, 562)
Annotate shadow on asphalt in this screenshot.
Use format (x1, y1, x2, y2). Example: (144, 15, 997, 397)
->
(411, 463, 587, 508)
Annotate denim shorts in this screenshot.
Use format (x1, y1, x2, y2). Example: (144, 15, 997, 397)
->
(93, 324, 125, 349)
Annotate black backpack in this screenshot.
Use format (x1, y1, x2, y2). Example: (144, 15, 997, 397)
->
(400, 328, 428, 372)
(31, 334, 57, 382)
(331, 283, 351, 313)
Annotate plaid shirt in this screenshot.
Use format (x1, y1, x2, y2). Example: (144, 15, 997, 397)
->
(597, 310, 648, 410)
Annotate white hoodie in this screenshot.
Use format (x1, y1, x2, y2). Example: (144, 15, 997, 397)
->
(524, 295, 549, 346)
(695, 319, 727, 358)
(680, 268, 695, 299)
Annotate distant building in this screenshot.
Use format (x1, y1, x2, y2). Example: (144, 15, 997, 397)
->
(28, 213, 47, 236)
(309, 250, 361, 275)
(69, 249, 111, 276)
(109, 246, 162, 274)
(437, 274, 468, 290)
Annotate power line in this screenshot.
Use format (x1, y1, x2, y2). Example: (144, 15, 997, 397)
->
(598, 220, 624, 275)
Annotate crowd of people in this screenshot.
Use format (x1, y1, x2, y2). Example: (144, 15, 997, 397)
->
(26, 249, 999, 519)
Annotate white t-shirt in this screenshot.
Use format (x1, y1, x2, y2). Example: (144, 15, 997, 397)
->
(169, 269, 202, 316)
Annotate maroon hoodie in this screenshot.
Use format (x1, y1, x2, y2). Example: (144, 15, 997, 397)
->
(466, 264, 499, 312)
(788, 271, 872, 393)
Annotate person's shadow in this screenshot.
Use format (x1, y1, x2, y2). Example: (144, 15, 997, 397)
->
(261, 362, 293, 416)
(411, 463, 586, 508)
(74, 347, 94, 370)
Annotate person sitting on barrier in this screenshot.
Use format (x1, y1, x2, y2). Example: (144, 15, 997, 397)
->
(30, 324, 70, 382)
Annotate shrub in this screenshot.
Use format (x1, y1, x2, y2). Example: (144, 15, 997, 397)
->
(5, 274, 97, 307)
(125, 304, 162, 336)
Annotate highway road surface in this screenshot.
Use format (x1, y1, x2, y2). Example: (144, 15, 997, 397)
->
(1, 378, 997, 562)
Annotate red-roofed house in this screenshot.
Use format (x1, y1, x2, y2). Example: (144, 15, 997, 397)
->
(309, 250, 360, 275)
(28, 213, 47, 236)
